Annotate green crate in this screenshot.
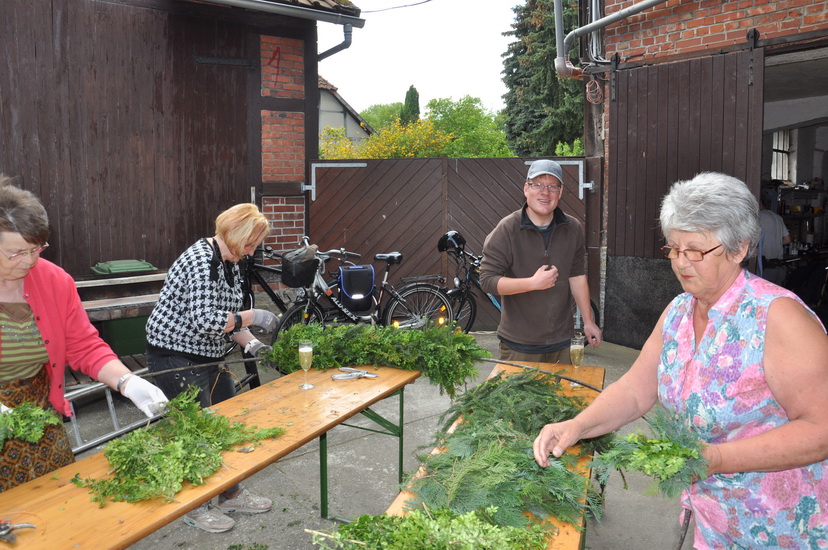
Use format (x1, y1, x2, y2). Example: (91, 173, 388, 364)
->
(98, 316, 148, 357)
(91, 259, 157, 275)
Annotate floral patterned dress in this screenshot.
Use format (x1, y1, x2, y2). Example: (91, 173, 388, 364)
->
(658, 270, 828, 549)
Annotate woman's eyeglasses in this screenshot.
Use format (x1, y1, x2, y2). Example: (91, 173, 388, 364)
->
(1, 243, 49, 262)
(660, 244, 722, 262)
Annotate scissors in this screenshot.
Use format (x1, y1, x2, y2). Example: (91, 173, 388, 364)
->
(0, 520, 36, 543)
(331, 367, 379, 380)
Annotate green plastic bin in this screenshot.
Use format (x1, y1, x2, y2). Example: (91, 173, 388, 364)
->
(91, 259, 158, 356)
(91, 259, 156, 275)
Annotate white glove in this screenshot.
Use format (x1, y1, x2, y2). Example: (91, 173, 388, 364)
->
(251, 309, 278, 332)
(244, 338, 270, 357)
(122, 375, 169, 417)
(0, 403, 12, 414)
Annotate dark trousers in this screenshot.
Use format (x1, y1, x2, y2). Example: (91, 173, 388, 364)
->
(146, 350, 235, 408)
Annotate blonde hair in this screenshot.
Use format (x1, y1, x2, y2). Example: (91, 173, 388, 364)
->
(215, 203, 270, 257)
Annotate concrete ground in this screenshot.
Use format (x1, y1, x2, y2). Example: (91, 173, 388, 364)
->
(71, 333, 694, 550)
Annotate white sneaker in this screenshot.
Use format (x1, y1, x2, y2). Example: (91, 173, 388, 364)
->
(217, 488, 272, 514)
(182, 504, 235, 533)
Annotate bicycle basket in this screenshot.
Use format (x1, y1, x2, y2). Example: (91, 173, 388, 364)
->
(281, 245, 318, 288)
(338, 265, 375, 312)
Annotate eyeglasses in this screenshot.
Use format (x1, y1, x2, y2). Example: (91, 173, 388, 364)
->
(526, 182, 562, 193)
(1, 243, 49, 262)
(661, 244, 722, 262)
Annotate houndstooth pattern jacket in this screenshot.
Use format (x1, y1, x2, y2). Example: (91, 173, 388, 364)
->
(145, 238, 242, 358)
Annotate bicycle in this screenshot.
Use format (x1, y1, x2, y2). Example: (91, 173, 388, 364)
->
(435, 230, 599, 334)
(272, 237, 453, 340)
(230, 245, 295, 390)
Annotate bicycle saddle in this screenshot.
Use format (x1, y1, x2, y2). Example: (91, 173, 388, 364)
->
(374, 252, 403, 265)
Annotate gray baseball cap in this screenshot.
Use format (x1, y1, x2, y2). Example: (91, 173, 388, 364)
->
(527, 159, 563, 183)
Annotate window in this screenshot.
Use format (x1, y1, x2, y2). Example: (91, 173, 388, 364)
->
(771, 130, 796, 182)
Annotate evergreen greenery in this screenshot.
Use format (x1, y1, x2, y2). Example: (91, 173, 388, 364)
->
(72, 386, 284, 505)
(404, 371, 608, 529)
(502, 0, 584, 156)
(0, 402, 61, 446)
(310, 507, 548, 549)
(266, 323, 489, 399)
(591, 406, 709, 498)
(399, 85, 420, 126)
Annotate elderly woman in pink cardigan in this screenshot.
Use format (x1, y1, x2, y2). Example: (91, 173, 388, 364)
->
(0, 176, 166, 492)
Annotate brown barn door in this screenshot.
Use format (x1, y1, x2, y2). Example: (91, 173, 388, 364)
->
(608, 48, 765, 259)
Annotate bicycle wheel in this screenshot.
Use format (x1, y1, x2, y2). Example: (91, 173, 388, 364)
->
(383, 284, 453, 329)
(573, 300, 600, 331)
(271, 301, 325, 344)
(447, 288, 477, 333)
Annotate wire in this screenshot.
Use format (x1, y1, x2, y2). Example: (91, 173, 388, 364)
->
(363, 0, 435, 13)
(586, 78, 604, 105)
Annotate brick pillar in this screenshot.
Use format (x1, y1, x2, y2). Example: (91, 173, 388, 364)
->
(259, 35, 307, 256)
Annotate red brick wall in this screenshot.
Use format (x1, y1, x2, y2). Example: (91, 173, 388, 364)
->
(262, 196, 305, 251)
(604, 0, 828, 61)
(259, 35, 308, 254)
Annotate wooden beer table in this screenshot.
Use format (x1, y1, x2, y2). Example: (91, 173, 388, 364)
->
(385, 361, 605, 550)
(0, 365, 420, 549)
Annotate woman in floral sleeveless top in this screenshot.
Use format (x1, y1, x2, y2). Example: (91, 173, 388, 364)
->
(533, 172, 828, 549)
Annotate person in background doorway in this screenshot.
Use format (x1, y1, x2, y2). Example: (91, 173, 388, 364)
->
(479, 159, 602, 364)
(757, 193, 791, 285)
(145, 203, 278, 533)
(0, 176, 167, 493)
(534, 172, 828, 548)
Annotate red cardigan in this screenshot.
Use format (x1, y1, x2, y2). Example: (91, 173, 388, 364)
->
(18, 259, 117, 416)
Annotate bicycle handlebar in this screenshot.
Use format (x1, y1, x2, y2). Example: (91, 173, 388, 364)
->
(319, 248, 361, 259)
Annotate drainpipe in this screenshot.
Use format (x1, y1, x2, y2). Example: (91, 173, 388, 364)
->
(554, 0, 670, 78)
(319, 24, 353, 61)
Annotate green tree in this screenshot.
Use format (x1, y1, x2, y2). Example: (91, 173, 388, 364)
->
(319, 126, 359, 159)
(361, 118, 451, 159)
(360, 102, 403, 130)
(554, 137, 584, 156)
(426, 96, 513, 158)
(502, 0, 584, 156)
(399, 85, 420, 126)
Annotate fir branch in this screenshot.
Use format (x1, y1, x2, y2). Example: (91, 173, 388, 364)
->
(436, 371, 614, 456)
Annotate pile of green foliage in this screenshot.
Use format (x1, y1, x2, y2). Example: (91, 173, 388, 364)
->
(72, 386, 284, 505)
(404, 371, 612, 529)
(266, 323, 490, 399)
(310, 507, 548, 550)
(0, 402, 61, 446)
(591, 406, 708, 498)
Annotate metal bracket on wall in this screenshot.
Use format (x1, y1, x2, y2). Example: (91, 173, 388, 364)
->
(305, 162, 368, 201)
(524, 159, 594, 200)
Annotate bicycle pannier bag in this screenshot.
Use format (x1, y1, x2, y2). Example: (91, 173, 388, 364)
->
(338, 265, 375, 312)
(281, 245, 318, 288)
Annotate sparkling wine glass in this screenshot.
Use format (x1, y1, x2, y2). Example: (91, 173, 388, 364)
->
(570, 334, 585, 388)
(298, 340, 314, 390)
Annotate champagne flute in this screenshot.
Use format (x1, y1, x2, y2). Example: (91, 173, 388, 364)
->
(298, 340, 314, 390)
(569, 334, 585, 389)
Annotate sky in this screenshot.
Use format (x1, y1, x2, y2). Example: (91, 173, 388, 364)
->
(317, 0, 519, 116)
